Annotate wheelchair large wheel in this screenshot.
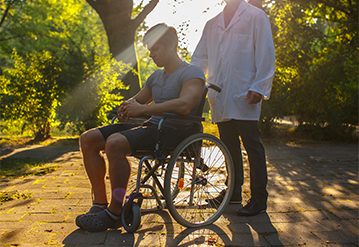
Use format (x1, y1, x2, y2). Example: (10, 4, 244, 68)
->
(164, 133, 234, 228)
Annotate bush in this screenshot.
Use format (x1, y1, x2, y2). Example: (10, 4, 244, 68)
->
(295, 123, 356, 143)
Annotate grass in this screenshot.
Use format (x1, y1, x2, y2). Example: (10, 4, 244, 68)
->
(0, 135, 79, 146)
(0, 157, 58, 179)
(0, 136, 34, 146)
(0, 136, 61, 204)
(0, 157, 57, 204)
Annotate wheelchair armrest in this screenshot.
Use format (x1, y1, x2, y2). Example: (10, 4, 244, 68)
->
(111, 115, 151, 124)
(162, 112, 205, 123)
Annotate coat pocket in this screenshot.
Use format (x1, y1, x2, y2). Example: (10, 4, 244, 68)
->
(233, 34, 253, 53)
(232, 70, 256, 99)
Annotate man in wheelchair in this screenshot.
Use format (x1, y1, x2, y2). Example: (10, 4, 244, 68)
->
(75, 23, 205, 232)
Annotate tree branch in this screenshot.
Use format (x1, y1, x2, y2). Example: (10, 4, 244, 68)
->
(85, 0, 99, 10)
(0, 0, 18, 29)
(133, 0, 158, 28)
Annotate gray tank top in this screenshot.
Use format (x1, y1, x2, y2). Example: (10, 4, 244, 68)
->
(145, 61, 205, 129)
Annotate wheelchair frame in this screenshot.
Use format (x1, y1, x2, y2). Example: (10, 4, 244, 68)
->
(111, 84, 234, 233)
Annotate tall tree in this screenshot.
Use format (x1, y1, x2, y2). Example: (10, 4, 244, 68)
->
(85, 0, 159, 99)
(1, 50, 63, 140)
(264, 0, 358, 140)
(0, 0, 125, 139)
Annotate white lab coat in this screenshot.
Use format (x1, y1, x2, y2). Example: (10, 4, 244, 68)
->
(191, 0, 275, 123)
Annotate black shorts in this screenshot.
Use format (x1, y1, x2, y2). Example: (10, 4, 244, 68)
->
(98, 122, 196, 154)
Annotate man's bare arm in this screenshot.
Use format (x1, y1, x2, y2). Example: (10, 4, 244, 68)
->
(122, 78, 204, 118)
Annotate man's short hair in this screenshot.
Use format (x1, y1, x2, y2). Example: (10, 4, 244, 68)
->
(143, 23, 178, 50)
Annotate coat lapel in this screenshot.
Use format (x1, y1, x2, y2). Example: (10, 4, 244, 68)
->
(224, 0, 249, 30)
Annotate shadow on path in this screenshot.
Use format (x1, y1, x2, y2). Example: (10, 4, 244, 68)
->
(1, 144, 79, 160)
(63, 209, 234, 246)
(223, 204, 283, 246)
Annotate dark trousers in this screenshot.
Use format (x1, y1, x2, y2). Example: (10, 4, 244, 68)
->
(217, 120, 268, 204)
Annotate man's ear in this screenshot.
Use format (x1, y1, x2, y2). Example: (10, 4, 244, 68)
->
(170, 42, 178, 52)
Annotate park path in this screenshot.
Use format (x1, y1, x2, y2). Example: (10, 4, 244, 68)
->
(0, 142, 358, 246)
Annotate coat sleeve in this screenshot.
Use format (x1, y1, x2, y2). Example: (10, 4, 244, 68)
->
(190, 23, 209, 75)
(249, 11, 275, 100)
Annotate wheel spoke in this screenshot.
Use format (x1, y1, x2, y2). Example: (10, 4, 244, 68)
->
(164, 133, 234, 227)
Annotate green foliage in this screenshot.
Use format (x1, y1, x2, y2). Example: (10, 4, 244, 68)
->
(0, 0, 107, 69)
(179, 46, 192, 63)
(0, 0, 123, 138)
(260, 0, 358, 140)
(1, 50, 62, 140)
(0, 119, 33, 137)
(294, 122, 356, 143)
(57, 56, 130, 133)
(1, 49, 128, 138)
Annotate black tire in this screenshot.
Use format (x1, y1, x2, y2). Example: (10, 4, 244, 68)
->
(164, 133, 234, 227)
(121, 202, 141, 233)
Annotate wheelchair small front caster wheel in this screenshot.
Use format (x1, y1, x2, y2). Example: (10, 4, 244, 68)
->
(121, 201, 141, 233)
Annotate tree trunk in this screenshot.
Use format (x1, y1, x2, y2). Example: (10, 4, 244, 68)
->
(34, 121, 51, 141)
(109, 24, 140, 99)
(86, 0, 158, 100)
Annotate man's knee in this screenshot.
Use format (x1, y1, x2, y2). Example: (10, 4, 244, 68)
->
(105, 133, 131, 157)
(80, 128, 105, 151)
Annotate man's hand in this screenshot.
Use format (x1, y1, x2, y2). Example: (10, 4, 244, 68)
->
(246, 91, 263, 104)
(117, 99, 145, 121)
(117, 99, 136, 121)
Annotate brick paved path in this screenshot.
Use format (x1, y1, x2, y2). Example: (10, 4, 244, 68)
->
(0, 143, 358, 246)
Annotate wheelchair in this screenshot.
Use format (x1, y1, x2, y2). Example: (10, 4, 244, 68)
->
(111, 84, 234, 233)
